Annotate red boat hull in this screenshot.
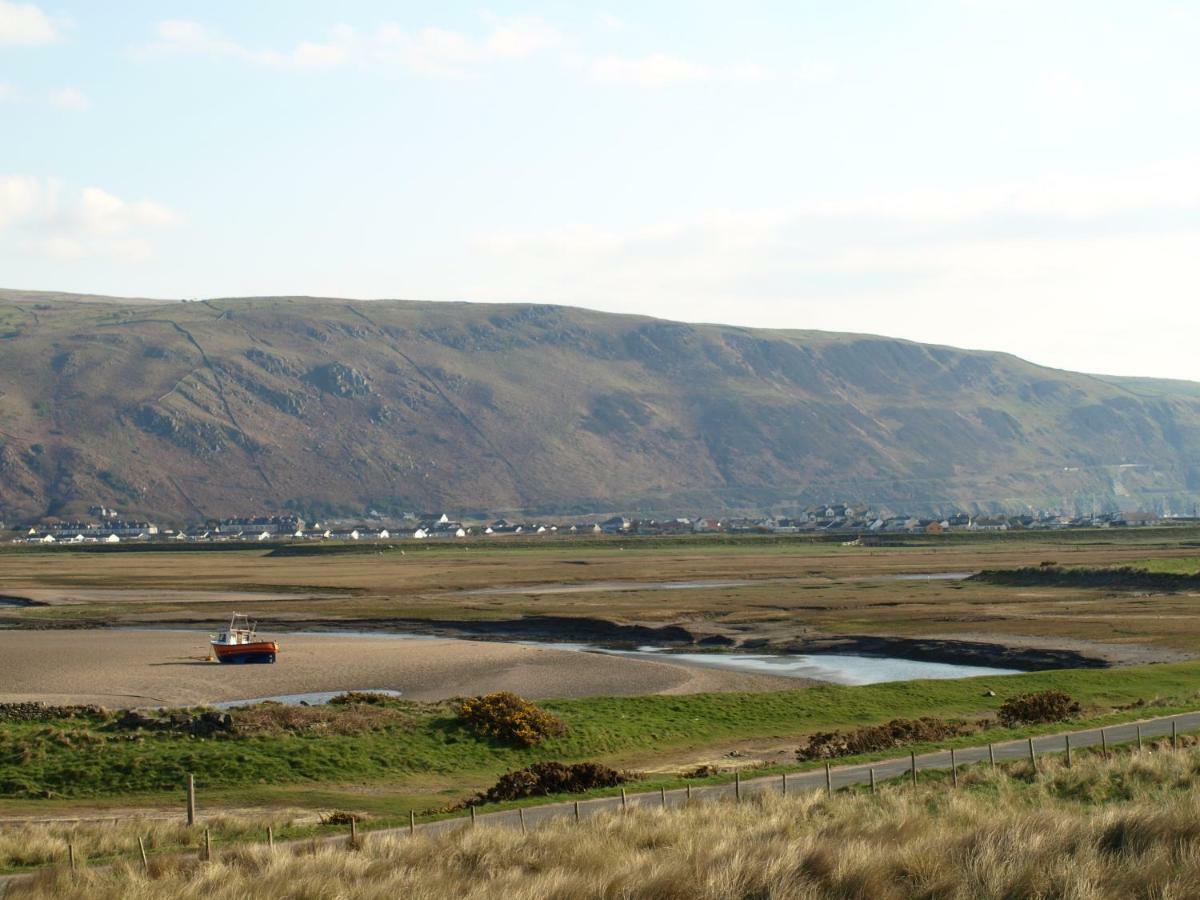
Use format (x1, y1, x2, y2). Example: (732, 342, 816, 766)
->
(211, 640, 278, 664)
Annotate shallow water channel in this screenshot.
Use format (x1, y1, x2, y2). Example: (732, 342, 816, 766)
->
(254, 630, 1023, 691)
(521, 643, 1023, 685)
(464, 571, 977, 596)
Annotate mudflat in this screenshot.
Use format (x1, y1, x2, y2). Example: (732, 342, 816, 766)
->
(0, 630, 797, 708)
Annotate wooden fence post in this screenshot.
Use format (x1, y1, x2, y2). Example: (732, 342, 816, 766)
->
(349, 817, 357, 848)
(1137, 724, 1143, 751)
(1173, 720, 1179, 750)
(68, 843, 75, 871)
(138, 836, 148, 870)
(186, 773, 196, 827)
(409, 810, 415, 835)
(621, 788, 627, 811)
(519, 807, 526, 834)
(1028, 738, 1036, 772)
(950, 748, 958, 789)
(687, 784, 692, 804)
(735, 771, 741, 802)
(470, 806, 477, 827)
(825, 762, 832, 798)
(988, 744, 995, 771)
(204, 828, 211, 862)
(660, 787, 666, 809)
(268, 826, 274, 849)
(911, 752, 917, 789)
(869, 768, 876, 795)
(781, 773, 787, 796)
(574, 800, 580, 822)
(1065, 734, 1072, 768)
(1101, 730, 1108, 760)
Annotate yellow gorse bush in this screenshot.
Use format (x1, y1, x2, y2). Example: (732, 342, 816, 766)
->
(456, 692, 567, 747)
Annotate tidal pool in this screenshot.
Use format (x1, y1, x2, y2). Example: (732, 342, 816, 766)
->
(525, 643, 1022, 685)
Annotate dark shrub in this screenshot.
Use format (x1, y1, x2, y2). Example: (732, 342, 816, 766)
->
(797, 717, 976, 761)
(328, 692, 395, 706)
(998, 690, 1081, 727)
(472, 761, 626, 804)
(319, 811, 364, 825)
(457, 692, 567, 747)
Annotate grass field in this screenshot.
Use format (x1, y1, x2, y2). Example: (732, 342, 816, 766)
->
(5, 529, 1200, 858)
(5, 529, 1200, 658)
(4, 660, 1200, 824)
(15, 735, 1200, 898)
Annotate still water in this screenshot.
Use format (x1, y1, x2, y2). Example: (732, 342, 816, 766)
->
(528, 643, 1022, 685)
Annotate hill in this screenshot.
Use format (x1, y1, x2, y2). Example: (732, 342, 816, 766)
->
(1, 290, 1198, 523)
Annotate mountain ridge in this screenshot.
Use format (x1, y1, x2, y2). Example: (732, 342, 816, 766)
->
(1, 290, 1198, 523)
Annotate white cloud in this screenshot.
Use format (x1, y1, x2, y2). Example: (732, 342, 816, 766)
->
(49, 86, 89, 110)
(0, 84, 91, 108)
(589, 53, 768, 86)
(142, 15, 565, 77)
(0, 176, 178, 262)
(136, 15, 785, 87)
(466, 160, 1200, 379)
(0, 0, 59, 45)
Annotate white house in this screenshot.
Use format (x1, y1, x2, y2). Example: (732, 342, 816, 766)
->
(413, 528, 428, 539)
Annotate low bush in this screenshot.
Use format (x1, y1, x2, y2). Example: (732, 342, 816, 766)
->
(998, 690, 1082, 727)
(797, 717, 976, 761)
(471, 761, 626, 804)
(456, 692, 567, 747)
(229, 702, 411, 736)
(328, 692, 397, 706)
(319, 811, 363, 826)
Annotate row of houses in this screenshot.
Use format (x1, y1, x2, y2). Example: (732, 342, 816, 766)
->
(11, 505, 1172, 545)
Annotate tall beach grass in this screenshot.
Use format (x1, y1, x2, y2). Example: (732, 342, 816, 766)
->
(12, 742, 1200, 898)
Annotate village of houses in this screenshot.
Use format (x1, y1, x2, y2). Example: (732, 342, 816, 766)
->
(6, 504, 1176, 546)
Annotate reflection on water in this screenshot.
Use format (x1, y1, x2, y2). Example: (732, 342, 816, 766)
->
(522, 642, 1021, 685)
(213, 689, 404, 709)
(466, 571, 977, 596)
(626, 650, 1021, 685)
(467, 579, 754, 596)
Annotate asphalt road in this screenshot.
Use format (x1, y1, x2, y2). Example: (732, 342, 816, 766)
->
(3, 709, 1199, 893)
(411, 709, 1200, 836)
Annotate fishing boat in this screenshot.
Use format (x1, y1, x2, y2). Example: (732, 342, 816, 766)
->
(210, 614, 279, 664)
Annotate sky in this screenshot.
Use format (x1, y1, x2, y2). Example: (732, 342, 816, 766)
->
(2, 0, 1199, 379)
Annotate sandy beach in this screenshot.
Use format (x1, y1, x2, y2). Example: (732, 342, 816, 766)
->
(0, 629, 798, 708)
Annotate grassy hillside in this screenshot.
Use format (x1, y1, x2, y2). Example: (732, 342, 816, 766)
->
(2, 291, 1200, 522)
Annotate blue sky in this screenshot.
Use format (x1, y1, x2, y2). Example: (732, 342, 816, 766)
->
(3, 1, 1199, 378)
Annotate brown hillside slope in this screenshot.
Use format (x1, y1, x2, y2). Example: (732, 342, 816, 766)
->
(0, 292, 1198, 522)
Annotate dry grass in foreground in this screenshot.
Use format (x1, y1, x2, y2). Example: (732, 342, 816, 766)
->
(13, 745, 1200, 899)
(0, 812, 314, 872)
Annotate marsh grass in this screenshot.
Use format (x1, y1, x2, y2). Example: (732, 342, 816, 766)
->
(0, 812, 310, 872)
(16, 745, 1200, 898)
